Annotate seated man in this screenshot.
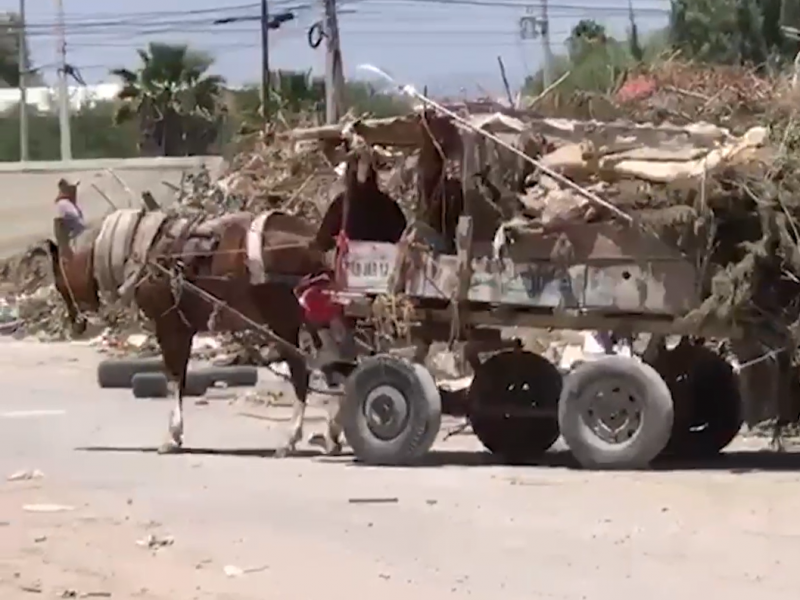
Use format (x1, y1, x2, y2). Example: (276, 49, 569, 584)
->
(54, 179, 85, 241)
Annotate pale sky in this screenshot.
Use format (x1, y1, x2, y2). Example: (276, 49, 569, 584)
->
(4, 0, 671, 96)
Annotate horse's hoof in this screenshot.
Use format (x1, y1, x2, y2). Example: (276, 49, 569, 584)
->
(274, 445, 292, 459)
(324, 440, 342, 456)
(157, 440, 182, 455)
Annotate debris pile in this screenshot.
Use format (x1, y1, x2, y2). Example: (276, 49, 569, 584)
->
(512, 60, 800, 347)
(614, 60, 794, 131)
(5, 59, 800, 359)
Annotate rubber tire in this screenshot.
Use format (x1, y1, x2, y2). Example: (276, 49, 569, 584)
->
(131, 372, 210, 399)
(559, 356, 674, 470)
(342, 354, 442, 466)
(469, 351, 561, 463)
(131, 373, 170, 398)
(97, 357, 165, 389)
(192, 366, 258, 388)
(654, 347, 743, 459)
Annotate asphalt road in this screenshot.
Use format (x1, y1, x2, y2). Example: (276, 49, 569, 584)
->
(1, 340, 800, 599)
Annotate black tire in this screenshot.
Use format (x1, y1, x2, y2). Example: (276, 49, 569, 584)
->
(97, 357, 165, 388)
(131, 373, 169, 398)
(559, 356, 674, 469)
(131, 372, 209, 399)
(469, 351, 561, 463)
(342, 354, 442, 465)
(192, 366, 258, 388)
(652, 345, 743, 459)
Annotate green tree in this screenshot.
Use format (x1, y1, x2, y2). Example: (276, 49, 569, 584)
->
(0, 12, 43, 87)
(229, 70, 410, 133)
(0, 101, 138, 162)
(525, 21, 636, 97)
(668, 0, 794, 67)
(110, 42, 226, 156)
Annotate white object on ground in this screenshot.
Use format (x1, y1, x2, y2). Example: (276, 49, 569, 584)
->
(23, 503, 74, 512)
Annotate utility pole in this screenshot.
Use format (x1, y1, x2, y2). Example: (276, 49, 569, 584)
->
(17, 0, 28, 161)
(322, 0, 345, 124)
(519, 4, 553, 87)
(214, 9, 293, 118)
(54, 0, 71, 160)
(260, 0, 270, 120)
(539, 0, 553, 87)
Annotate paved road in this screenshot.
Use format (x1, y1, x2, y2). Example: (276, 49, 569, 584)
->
(1, 340, 799, 600)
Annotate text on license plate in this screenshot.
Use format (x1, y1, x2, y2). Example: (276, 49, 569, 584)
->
(346, 259, 391, 278)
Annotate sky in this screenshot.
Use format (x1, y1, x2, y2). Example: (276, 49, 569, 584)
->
(2, 0, 672, 97)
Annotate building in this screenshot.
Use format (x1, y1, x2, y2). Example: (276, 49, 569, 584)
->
(0, 82, 122, 113)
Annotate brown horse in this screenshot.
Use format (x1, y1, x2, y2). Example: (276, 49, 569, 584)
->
(47, 209, 339, 457)
(47, 152, 418, 457)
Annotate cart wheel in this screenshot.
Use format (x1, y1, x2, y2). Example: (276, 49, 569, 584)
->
(559, 356, 673, 469)
(469, 350, 561, 463)
(651, 344, 742, 459)
(342, 354, 442, 465)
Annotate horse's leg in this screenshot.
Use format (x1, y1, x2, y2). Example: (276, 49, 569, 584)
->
(323, 397, 344, 456)
(153, 317, 194, 454)
(275, 348, 310, 458)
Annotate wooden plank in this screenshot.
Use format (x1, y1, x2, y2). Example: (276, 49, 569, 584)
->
(342, 240, 699, 315)
(342, 301, 737, 338)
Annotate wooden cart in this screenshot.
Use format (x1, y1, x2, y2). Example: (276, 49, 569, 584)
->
(288, 113, 743, 470)
(330, 218, 741, 470)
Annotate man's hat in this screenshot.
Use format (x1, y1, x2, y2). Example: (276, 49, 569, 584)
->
(57, 178, 79, 195)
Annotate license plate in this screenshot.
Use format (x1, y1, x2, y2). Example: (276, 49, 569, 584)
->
(345, 258, 391, 279)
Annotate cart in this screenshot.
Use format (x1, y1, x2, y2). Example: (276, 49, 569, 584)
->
(327, 219, 741, 470)
(288, 112, 746, 470)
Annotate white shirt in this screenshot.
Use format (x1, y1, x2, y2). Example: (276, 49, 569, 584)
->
(55, 198, 86, 239)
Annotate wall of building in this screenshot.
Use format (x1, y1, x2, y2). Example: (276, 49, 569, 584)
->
(0, 156, 225, 258)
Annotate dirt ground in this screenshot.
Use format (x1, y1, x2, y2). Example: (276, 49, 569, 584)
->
(2, 339, 800, 600)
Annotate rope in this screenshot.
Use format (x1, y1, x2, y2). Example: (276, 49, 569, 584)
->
(148, 261, 343, 397)
(732, 346, 786, 373)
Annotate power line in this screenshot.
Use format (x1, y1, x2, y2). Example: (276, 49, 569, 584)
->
(13, 0, 669, 32)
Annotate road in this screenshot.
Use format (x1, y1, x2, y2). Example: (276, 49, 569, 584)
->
(1, 340, 799, 600)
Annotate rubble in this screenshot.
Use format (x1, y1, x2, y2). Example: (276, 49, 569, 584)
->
(4, 59, 800, 364)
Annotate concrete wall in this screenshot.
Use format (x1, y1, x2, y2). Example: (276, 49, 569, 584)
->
(0, 156, 225, 258)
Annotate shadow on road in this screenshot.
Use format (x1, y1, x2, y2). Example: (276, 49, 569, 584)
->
(75, 445, 800, 473)
(75, 445, 325, 459)
(342, 449, 800, 473)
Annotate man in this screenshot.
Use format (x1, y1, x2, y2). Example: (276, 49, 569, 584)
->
(54, 178, 86, 241)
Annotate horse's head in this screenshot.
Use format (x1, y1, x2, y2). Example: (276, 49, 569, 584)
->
(45, 238, 100, 335)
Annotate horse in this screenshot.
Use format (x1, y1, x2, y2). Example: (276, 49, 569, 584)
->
(46, 152, 413, 457)
(47, 208, 339, 457)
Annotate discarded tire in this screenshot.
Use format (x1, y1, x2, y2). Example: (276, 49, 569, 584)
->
(652, 344, 743, 459)
(559, 356, 674, 470)
(97, 357, 165, 389)
(469, 351, 561, 463)
(131, 373, 170, 398)
(342, 354, 442, 466)
(131, 372, 210, 399)
(192, 365, 258, 388)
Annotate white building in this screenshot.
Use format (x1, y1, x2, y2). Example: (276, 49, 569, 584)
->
(0, 82, 122, 113)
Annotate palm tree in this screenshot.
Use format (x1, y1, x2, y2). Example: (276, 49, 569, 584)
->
(111, 42, 225, 156)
